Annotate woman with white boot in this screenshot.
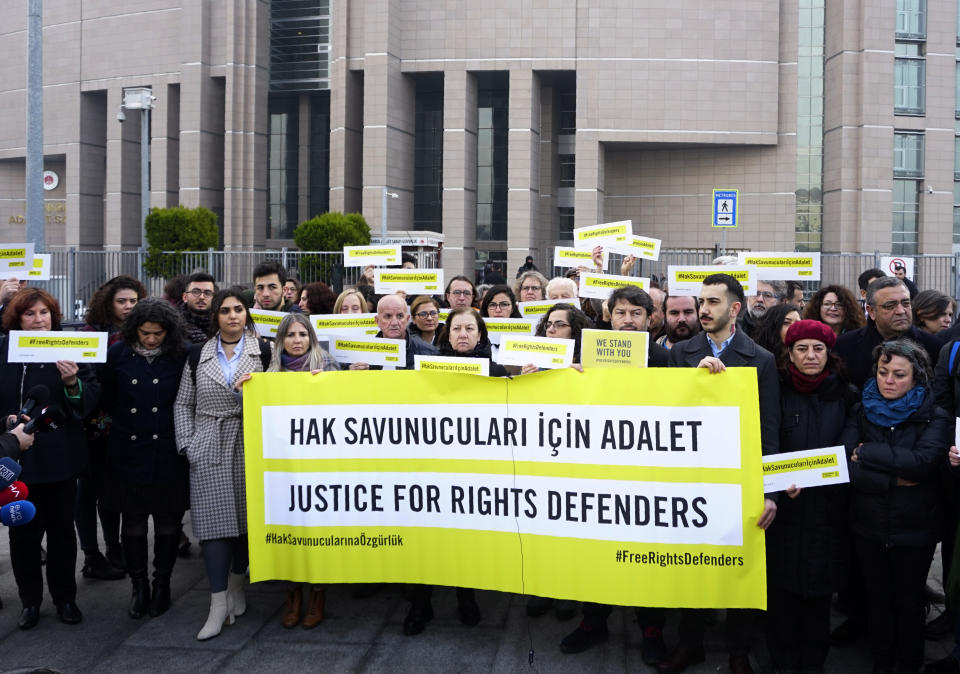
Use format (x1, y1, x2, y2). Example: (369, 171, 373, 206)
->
(174, 288, 269, 640)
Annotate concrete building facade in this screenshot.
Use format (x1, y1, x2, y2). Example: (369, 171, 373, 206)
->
(0, 0, 954, 277)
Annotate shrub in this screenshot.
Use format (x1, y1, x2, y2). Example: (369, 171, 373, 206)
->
(294, 211, 371, 283)
(143, 206, 218, 278)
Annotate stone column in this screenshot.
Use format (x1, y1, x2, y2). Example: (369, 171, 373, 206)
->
(506, 70, 541, 275)
(441, 69, 478, 276)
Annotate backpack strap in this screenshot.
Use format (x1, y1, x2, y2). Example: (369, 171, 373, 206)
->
(189, 344, 202, 387)
(950, 341, 960, 377)
(258, 338, 272, 371)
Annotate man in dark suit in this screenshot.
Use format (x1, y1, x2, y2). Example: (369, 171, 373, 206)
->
(834, 276, 941, 389)
(558, 285, 670, 660)
(658, 273, 780, 674)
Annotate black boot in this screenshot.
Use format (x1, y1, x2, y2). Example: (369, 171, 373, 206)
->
(122, 535, 149, 619)
(149, 534, 180, 617)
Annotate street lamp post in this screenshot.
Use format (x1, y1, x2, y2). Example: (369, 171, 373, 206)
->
(120, 87, 155, 268)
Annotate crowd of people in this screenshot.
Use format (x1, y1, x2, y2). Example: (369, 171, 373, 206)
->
(1, 251, 960, 674)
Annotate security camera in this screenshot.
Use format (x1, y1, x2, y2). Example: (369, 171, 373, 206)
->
(927, 186, 934, 194)
(116, 108, 126, 123)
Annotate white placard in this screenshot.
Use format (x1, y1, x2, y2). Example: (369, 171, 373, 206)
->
(310, 313, 380, 338)
(762, 446, 849, 493)
(249, 308, 287, 338)
(667, 265, 758, 296)
(578, 273, 650, 300)
(26, 254, 51, 280)
(518, 299, 569, 318)
(880, 256, 914, 281)
(736, 251, 821, 281)
(0, 243, 35, 275)
(611, 235, 662, 261)
(572, 220, 633, 249)
(343, 244, 403, 267)
(553, 246, 609, 269)
(413, 355, 490, 376)
(327, 336, 406, 367)
(495, 335, 575, 369)
(7, 330, 108, 363)
(374, 268, 444, 295)
(482, 316, 538, 345)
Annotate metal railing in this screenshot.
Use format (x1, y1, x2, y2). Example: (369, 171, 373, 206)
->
(25, 247, 960, 322)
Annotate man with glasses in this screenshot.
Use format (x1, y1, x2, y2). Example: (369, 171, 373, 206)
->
(739, 280, 785, 341)
(444, 276, 477, 309)
(180, 272, 218, 344)
(560, 285, 669, 659)
(835, 276, 941, 388)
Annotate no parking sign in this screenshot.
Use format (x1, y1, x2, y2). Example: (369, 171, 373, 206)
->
(879, 256, 914, 281)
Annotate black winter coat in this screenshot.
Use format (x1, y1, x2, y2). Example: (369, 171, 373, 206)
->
(0, 335, 99, 484)
(97, 341, 189, 487)
(766, 373, 858, 595)
(840, 391, 951, 547)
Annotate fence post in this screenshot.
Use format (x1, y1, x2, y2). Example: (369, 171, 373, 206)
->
(207, 247, 215, 279)
(137, 247, 146, 284)
(68, 247, 77, 322)
(873, 251, 881, 271)
(955, 252, 960, 298)
(281, 247, 288, 271)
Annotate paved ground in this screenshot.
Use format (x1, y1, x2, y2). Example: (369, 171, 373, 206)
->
(0, 519, 951, 673)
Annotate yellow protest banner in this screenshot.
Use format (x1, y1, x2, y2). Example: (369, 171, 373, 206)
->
(243, 368, 767, 609)
(581, 329, 648, 368)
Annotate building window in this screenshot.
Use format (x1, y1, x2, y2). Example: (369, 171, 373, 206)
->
(558, 207, 574, 241)
(893, 131, 923, 256)
(895, 43, 925, 115)
(896, 0, 926, 40)
(309, 92, 330, 219)
(267, 96, 300, 239)
(476, 73, 508, 242)
(954, 182, 960, 245)
(796, 0, 824, 251)
(893, 180, 920, 255)
(558, 154, 575, 188)
(414, 74, 443, 233)
(270, 0, 331, 92)
(894, 132, 925, 178)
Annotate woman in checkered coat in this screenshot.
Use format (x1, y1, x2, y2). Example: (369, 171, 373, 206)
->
(174, 288, 269, 640)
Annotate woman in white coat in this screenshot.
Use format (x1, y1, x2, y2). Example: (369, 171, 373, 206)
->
(174, 288, 269, 640)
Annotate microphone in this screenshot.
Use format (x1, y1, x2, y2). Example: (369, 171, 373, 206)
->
(14, 385, 49, 427)
(0, 500, 35, 527)
(0, 457, 22, 491)
(0, 481, 28, 508)
(22, 405, 65, 435)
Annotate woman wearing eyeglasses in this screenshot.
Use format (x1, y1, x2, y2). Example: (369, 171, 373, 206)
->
(804, 285, 864, 336)
(409, 295, 443, 346)
(514, 271, 548, 303)
(480, 285, 522, 319)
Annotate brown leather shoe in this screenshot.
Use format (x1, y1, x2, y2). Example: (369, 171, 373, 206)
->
(302, 588, 325, 629)
(657, 645, 706, 674)
(728, 654, 755, 674)
(281, 589, 301, 628)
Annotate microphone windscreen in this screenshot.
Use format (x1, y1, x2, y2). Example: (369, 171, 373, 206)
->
(0, 481, 28, 507)
(0, 500, 35, 527)
(23, 385, 49, 407)
(0, 457, 23, 490)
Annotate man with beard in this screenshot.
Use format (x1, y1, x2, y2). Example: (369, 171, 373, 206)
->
(660, 273, 780, 674)
(657, 295, 700, 349)
(559, 285, 669, 659)
(180, 272, 217, 344)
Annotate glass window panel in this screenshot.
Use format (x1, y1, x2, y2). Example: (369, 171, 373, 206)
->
(894, 133, 925, 177)
(896, 0, 926, 40)
(894, 57, 925, 115)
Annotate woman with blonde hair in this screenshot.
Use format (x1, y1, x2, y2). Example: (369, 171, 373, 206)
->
(333, 288, 368, 314)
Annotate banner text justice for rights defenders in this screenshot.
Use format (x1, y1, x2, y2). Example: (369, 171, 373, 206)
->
(243, 367, 767, 609)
